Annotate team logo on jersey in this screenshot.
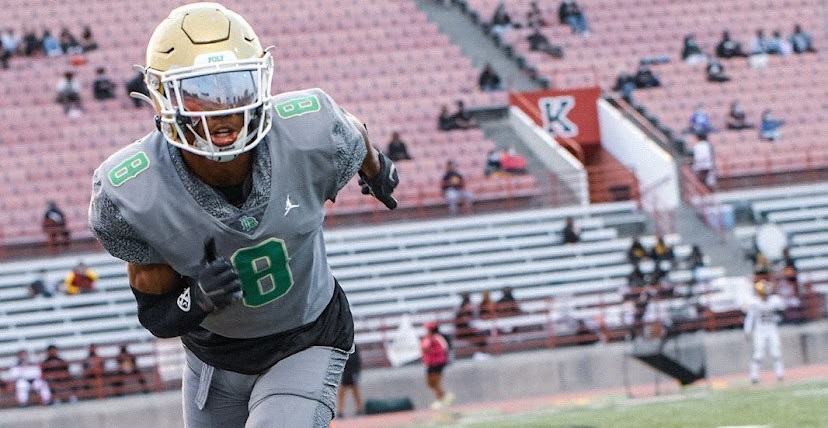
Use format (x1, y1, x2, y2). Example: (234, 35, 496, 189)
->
(177, 287, 191, 312)
(239, 216, 259, 232)
(284, 195, 300, 216)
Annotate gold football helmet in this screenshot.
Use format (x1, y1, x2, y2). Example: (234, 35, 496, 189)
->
(754, 279, 771, 297)
(144, 2, 273, 162)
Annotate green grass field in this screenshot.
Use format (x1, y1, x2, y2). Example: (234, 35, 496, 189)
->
(411, 380, 828, 428)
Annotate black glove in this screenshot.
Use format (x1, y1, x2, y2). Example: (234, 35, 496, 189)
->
(358, 151, 399, 210)
(186, 238, 242, 312)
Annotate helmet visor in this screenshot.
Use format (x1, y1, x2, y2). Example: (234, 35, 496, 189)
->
(171, 70, 259, 113)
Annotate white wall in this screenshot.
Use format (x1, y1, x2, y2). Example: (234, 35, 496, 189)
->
(508, 106, 589, 206)
(597, 99, 679, 211)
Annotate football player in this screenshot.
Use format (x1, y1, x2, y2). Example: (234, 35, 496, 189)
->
(743, 279, 785, 384)
(88, 3, 398, 427)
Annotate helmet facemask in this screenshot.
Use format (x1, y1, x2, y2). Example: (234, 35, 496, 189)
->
(147, 51, 274, 162)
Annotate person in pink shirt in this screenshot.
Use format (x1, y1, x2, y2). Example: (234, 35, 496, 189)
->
(420, 322, 454, 409)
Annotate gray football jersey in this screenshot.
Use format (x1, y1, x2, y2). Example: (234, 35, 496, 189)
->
(91, 88, 362, 339)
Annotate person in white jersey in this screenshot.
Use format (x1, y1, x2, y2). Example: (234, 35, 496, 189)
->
(743, 279, 786, 384)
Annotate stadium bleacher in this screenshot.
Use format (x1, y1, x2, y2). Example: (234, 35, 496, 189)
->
(0, 201, 744, 375)
(0, 0, 541, 245)
(462, 0, 825, 183)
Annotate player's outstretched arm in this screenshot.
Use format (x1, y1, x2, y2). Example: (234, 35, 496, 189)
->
(129, 239, 241, 338)
(348, 113, 399, 210)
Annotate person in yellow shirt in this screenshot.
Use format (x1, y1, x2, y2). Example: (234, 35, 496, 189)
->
(64, 261, 98, 295)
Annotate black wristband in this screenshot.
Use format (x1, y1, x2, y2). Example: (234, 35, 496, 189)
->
(131, 286, 209, 338)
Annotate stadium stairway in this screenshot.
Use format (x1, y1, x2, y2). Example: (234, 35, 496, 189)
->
(414, 0, 544, 92)
(672, 204, 753, 278)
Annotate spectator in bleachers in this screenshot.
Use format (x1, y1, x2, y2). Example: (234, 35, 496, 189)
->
(489, 2, 514, 37)
(726, 100, 753, 130)
(715, 30, 748, 59)
(1, 28, 21, 57)
(438, 105, 455, 131)
(55, 71, 83, 116)
(453, 100, 476, 128)
(0, 43, 9, 70)
(125, 70, 150, 109)
(649, 262, 670, 289)
(82, 344, 105, 396)
(526, 1, 548, 28)
(58, 27, 82, 55)
(558, 0, 589, 36)
(485, 149, 504, 177)
(779, 247, 798, 287)
(499, 146, 528, 175)
(612, 66, 636, 103)
(496, 286, 522, 317)
(80, 26, 98, 52)
(687, 245, 705, 271)
(42, 199, 70, 248)
(437, 103, 477, 131)
(789, 24, 816, 54)
(705, 58, 731, 83)
(420, 321, 454, 409)
(686, 244, 706, 287)
(627, 236, 648, 264)
(9, 350, 52, 406)
(386, 131, 412, 162)
(337, 344, 363, 418)
(650, 235, 674, 265)
(749, 29, 773, 55)
(112, 344, 148, 395)
(42, 29, 62, 57)
(633, 62, 660, 88)
(759, 109, 784, 141)
(455, 292, 476, 335)
(21, 27, 41, 56)
(441, 160, 474, 215)
(625, 263, 647, 300)
(691, 133, 715, 190)
(575, 319, 600, 345)
(681, 34, 707, 65)
(28, 268, 53, 298)
(478, 290, 497, 320)
(687, 105, 715, 137)
(769, 30, 792, 56)
(41, 344, 76, 404)
(562, 216, 580, 244)
(454, 292, 489, 355)
(478, 63, 503, 92)
(526, 27, 563, 58)
(93, 67, 117, 100)
(64, 260, 98, 295)
(776, 248, 802, 321)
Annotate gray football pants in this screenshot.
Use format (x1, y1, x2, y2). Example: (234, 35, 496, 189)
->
(182, 346, 349, 427)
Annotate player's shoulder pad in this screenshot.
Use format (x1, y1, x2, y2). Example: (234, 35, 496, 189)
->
(270, 88, 337, 120)
(96, 132, 160, 188)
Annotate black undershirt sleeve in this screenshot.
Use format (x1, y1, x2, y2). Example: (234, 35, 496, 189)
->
(131, 287, 209, 339)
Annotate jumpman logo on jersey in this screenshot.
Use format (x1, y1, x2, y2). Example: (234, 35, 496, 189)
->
(284, 195, 300, 216)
